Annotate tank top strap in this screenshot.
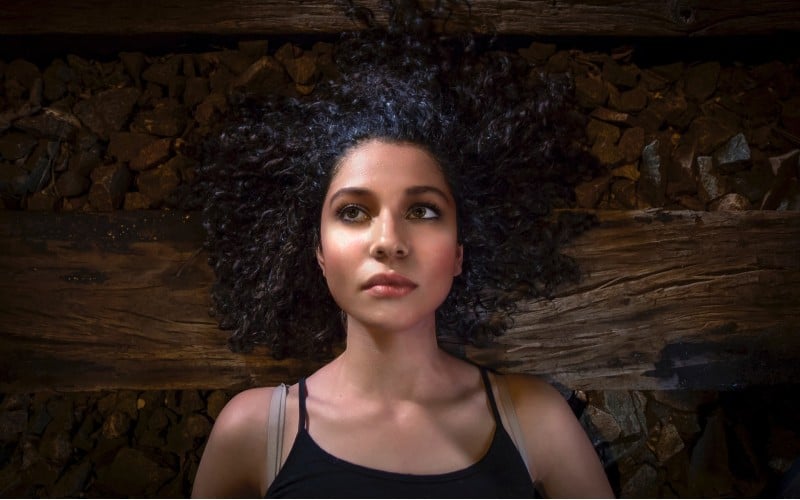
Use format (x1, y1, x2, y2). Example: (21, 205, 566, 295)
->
(298, 377, 308, 432)
(478, 367, 502, 423)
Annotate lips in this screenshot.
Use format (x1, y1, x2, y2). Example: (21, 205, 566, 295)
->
(362, 272, 417, 297)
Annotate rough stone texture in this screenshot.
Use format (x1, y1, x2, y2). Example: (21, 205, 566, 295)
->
(88, 163, 131, 210)
(73, 87, 141, 140)
(131, 100, 187, 137)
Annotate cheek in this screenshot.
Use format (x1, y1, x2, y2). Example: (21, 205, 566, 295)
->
(319, 228, 368, 275)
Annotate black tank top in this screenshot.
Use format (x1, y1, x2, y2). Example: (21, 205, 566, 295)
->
(265, 368, 540, 498)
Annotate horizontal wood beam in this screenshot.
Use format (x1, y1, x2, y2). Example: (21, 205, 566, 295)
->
(1, 1, 799, 37)
(1, 209, 798, 392)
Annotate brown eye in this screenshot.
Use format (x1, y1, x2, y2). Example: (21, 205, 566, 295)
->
(407, 204, 440, 220)
(338, 205, 369, 222)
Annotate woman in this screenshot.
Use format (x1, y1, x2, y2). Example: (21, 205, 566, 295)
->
(193, 4, 612, 497)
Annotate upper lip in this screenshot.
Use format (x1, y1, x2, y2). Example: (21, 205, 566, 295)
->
(362, 272, 417, 289)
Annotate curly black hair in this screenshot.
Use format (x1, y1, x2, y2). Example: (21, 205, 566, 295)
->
(199, 1, 595, 359)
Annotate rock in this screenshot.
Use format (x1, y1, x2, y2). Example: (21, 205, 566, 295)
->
(42, 59, 75, 102)
(575, 73, 608, 109)
(696, 156, 727, 203)
(214, 49, 259, 75)
(590, 107, 631, 126)
(574, 174, 612, 208)
(710, 193, 751, 211)
(72, 413, 98, 452)
(179, 390, 206, 414)
(119, 52, 146, 87)
(685, 61, 721, 102)
(130, 138, 172, 171)
(277, 49, 318, 86)
(769, 149, 799, 179)
(136, 161, 180, 203)
(123, 191, 153, 210)
(663, 93, 695, 130)
(14, 108, 80, 141)
(686, 116, 737, 155)
(0, 131, 37, 160)
(604, 391, 644, 438)
(0, 409, 28, 442)
(239, 40, 270, 59)
(23, 140, 59, 193)
(184, 413, 212, 439)
(655, 422, 685, 463)
(603, 60, 639, 89)
(73, 87, 141, 140)
(618, 126, 645, 163)
(640, 67, 671, 91)
(183, 76, 209, 108)
(761, 150, 800, 209)
(650, 62, 684, 84)
(610, 178, 639, 208)
(230, 55, 289, 97)
(617, 85, 648, 113)
(68, 144, 102, 177)
(102, 411, 131, 439)
(713, 132, 751, 173)
(622, 463, 659, 498)
(5, 59, 42, 95)
(588, 119, 623, 167)
(108, 131, 158, 163)
(667, 140, 698, 197)
(689, 411, 736, 497)
(206, 391, 229, 420)
(50, 461, 91, 498)
(639, 138, 667, 206)
(518, 42, 556, 64)
(26, 191, 60, 211)
(55, 170, 90, 197)
(584, 404, 621, 442)
(39, 429, 72, 464)
(167, 75, 186, 100)
(94, 447, 175, 497)
(194, 92, 228, 126)
(142, 56, 182, 86)
(611, 163, 640, 181)
(591, 139, 624, 167)
(586, 119, 620, 144)
(88, 163, 131, 210)
(131, 100, 187, 137)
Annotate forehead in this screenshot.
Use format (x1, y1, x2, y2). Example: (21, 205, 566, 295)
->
(327, 140, 450, 194)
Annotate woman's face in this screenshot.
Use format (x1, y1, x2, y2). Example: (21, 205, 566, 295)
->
(317, 139, 463, 334)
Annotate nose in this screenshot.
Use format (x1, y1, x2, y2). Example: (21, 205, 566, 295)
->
(369, 213, 409, 259)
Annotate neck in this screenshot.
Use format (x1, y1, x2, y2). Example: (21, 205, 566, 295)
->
(329, 315, 450, 399)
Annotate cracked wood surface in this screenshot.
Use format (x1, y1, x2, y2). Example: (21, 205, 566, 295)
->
(1, 209, 798, 392)
(1, 1, 799, 36)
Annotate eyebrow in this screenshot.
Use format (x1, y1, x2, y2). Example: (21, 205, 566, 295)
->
(328, 185, 453, 207)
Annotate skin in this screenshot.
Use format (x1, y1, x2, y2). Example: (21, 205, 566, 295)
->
(192, 140, 614, 498)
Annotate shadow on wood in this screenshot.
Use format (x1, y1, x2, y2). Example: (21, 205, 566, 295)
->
(1, 209, 798, 392)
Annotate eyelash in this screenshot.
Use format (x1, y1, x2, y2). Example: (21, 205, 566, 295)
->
(335, 203, 442, 223)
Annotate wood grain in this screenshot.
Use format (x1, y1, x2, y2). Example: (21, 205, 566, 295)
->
(1, 1, 799, 36)
(1, 209, 798, 392)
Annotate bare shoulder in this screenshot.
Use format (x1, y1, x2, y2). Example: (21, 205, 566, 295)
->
(191, 386, 275, 498)
(499, 373, 614, 498)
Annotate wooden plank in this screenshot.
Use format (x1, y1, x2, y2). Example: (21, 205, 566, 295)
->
(0, 1, 799, 37)
(467, 210, 800, 390)
(1, 209, 799, 392)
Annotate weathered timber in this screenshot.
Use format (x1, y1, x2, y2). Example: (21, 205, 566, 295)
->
(1, 209, 798, 392)
(1, 1, 799, 37)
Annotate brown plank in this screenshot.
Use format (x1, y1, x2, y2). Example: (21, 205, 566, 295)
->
(0, 1, 799, 37)
(467, 210, 800, 390)
(1, 209, 799, 392)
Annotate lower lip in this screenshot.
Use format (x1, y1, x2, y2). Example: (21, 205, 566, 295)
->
(364, 285, 416, 298)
